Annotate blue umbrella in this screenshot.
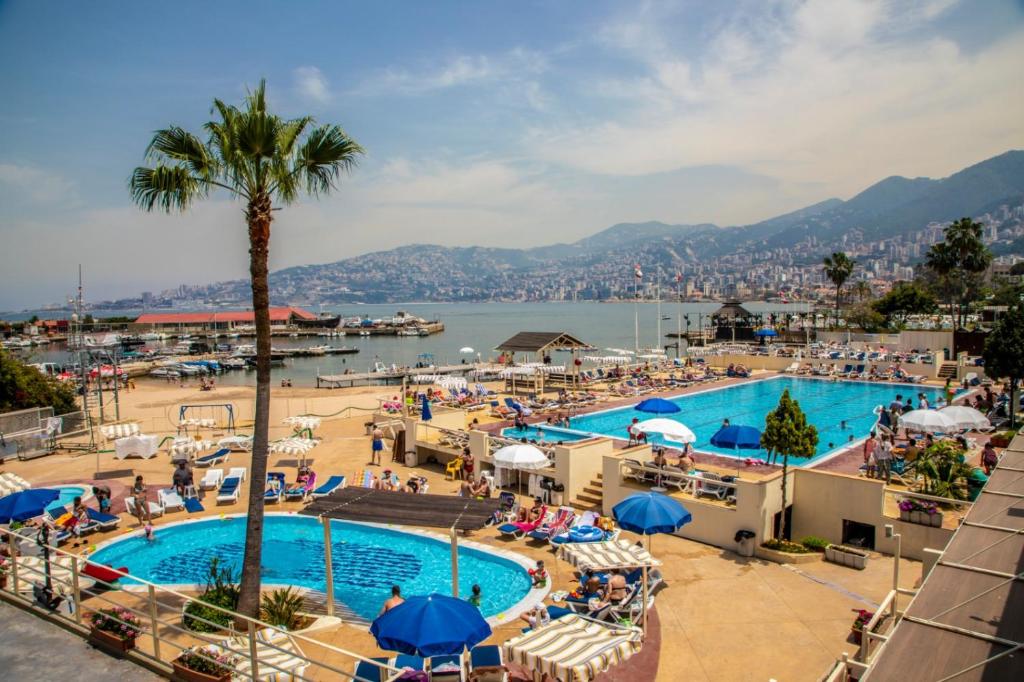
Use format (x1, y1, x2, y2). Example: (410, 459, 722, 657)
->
(710, 424, 762, 450)
(754, 328, 778, 337)
(613, 492, 692, 536)
(420, 395, 432, 421)
(634, 398, 681, 415)
(0, 488, 60, 523)
(370, 593, 492, 657)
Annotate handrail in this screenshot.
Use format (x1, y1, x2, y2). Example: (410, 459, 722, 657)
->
(0, 526, 401, 681)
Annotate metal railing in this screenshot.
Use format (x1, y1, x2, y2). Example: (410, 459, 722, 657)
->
(0, 526, 402, 681)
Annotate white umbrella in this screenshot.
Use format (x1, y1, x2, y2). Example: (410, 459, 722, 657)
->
(635, 418, 696, 444)
(459, 346, 475, 353)
(492, 443, 550, 495)
(283, 415, 322, 431)
(899, 409, 958, 434)
(435, 376, 468, 390)
(939, 405, 991, 431)
(270, 437, 318, 455)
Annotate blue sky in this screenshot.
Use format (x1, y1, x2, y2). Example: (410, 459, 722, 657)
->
(1, 0, 1022, 309)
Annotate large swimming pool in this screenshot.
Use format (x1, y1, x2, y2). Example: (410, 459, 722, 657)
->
(89, 514, 535, 621)
(565, 377, 945, 465)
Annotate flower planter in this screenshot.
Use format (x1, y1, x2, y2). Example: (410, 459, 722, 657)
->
(825, 545, 869, 570)
(754, 544, 821, 565)
(899, 509, 943, 527)
(89, 626, 136, 656)
(851, 627, 863, 645)
(930, 512, 943, 527)
(172, 660, 233, 682)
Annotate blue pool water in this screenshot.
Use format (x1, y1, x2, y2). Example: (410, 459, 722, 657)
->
(89, 515, 532, 620)
(500, 425, 590, 444)
(45, 485, 88, 512)
(566, 377, 945, 465)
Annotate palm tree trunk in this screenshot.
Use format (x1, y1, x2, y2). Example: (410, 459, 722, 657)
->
(835, 285, 841, 328)
(237, 194, 273, 622)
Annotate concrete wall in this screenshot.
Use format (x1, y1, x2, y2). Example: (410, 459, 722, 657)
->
(790, 468, 953, 560)
(816, 330, 953, 355)
(553, 437, 615, 503)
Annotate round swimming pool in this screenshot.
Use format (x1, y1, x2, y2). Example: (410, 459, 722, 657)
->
(89, 514, 537, 622)
(45, 484, 92, 512)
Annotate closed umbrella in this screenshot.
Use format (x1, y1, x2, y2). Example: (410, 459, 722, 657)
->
(939, 405, 991, 431)
(709, 425, 762, 450)
(612, 492, 692, 632)
(899, 409, 957, 434)
(421, 395, 432, 422)
(634, 398, 681, 415)
(370, 593, 491, 658)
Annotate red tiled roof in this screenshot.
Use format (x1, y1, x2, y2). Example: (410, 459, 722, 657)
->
(135, 307, 316, 324)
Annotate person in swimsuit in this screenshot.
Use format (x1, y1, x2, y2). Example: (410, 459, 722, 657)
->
(132, 475, 151, 524)
(379, 585, 404, 616)
(596, 571, 629, 608)
(370, 426, 384, 465)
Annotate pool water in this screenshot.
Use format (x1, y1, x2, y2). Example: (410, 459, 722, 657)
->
(566, 377, 945, 465)
(500, 425, 590, 444)
(89, 515, 532, 621)
(45, 485, 89, 512)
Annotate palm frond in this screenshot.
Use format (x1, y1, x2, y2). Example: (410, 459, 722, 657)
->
(277, 116, 313, 158)
(129, 165, 204, 213)
(145, 126, 218, 178)
(293, 125, 364, 196)
(246, 79, 269, 115)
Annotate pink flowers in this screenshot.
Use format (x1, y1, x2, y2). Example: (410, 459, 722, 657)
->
(90, 607, 142, 640)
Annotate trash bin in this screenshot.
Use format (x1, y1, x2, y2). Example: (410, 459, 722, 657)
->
(404, 451, 418, 468)
(735, 529, 756, 557)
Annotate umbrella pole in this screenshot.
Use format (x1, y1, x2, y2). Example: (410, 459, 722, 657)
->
(450, 526, 459, 598)
(321, 516, 335, 617)
(642, 535, 652, 635)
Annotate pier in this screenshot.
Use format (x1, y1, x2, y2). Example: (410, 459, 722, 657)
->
(315, 362, 489, 388)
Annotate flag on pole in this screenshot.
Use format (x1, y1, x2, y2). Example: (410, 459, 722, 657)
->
(675, 273, 682, 283)
(634, 264, 643, 280)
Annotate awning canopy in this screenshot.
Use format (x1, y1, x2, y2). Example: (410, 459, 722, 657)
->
(495, 331, 592, 354)
(300, 488, 499, 531)
(502, 614, 643, 682)
(557, 539, 661, 572)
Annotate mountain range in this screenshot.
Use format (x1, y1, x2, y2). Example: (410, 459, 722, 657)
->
(173, 150, 1024, 305)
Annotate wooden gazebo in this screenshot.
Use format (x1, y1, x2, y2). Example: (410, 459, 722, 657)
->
(495, 331, 593, 392)
(712, 300, 761, 343)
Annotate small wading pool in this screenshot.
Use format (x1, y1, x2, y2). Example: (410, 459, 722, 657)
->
(549, 377, 946, 465)
(44, 484, 92, 512)
(89, 514, 536, 621)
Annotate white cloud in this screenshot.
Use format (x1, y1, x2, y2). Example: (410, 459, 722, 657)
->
(0, 163, 78, 205)
(293, 66, 330, 104)
(531, 0, 1024, 199)
(356, 48, 547, 96)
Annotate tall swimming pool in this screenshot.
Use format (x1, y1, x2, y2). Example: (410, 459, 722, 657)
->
(566, 377, 945, 465)
(89, 514, 534, 621)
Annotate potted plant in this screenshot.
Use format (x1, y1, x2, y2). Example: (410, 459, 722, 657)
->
(898, 498, 943, 527)
(825, 544, 869, 569)
(89, 607, 142, 655)
(172, 645, 237, 682)
(851, 609, 874, 645)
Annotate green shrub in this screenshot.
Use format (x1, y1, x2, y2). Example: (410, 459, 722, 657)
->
(800, 536, 830, 552)
(260, 587, 305, 630)
(183, 558, 239, 633)
(0, 349, 78, 414)
(762, 538, 811, 554)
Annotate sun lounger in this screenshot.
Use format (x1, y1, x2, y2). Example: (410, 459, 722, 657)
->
(284, 472, 316, 501)
(184, 497, 204, 513)
(497, 506, 549, 538)
(222, 628, 309, 681)
(124, 496, 165, 519)
(200, 468, 224, 490)
(85, 507, 120, 530)
(351, 656, 390, 682)
(265, 472, 286, 504)
(228, 466, 247, 482)
(526, 507, 575, 542)
(783, 362, 800, 373)
(47, 505, 99, 538)
(157, 488, 185, 512)
(695, 471, 733, 500)
(468, 645, 505, 682)
(216, 476, 241, 503)
(194, 448, 230, 467)
(310, 475, 345, 498)
(837, 364, 853, 377)
(429, 654, 465, 680)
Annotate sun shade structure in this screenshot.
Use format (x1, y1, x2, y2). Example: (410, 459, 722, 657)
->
(371, 593, 492, 657)
(170, 438, 214, 457)
(633, 398, 681, 415)
(938, 405, 992, 431)
(862, 438, 1024, 680)
(283, 415, 321, 431)
(495, 331, 592, 354)
(502, 614, 643, 682)
(492, 444, 550, 470)
(300, 488, 499, 531)
(0, 488, 59, 523)
(269, 437, 318, 455)
(613, 492, 692, 536)
(754, 328, 778, 337)
(99, 423, 141, 439)
(898, 409, 958, 434)
(558, 539, 662, 573)
(709, 424, 762, 450)
(634, 418, 696, 443)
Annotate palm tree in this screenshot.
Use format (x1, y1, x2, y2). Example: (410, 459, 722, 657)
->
(853, 281, 872, 302)
(822, 252, 855, 327)
(129, 81, 363, 619)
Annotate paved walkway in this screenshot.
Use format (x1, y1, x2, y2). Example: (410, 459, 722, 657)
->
(0, 601, 159, 682)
